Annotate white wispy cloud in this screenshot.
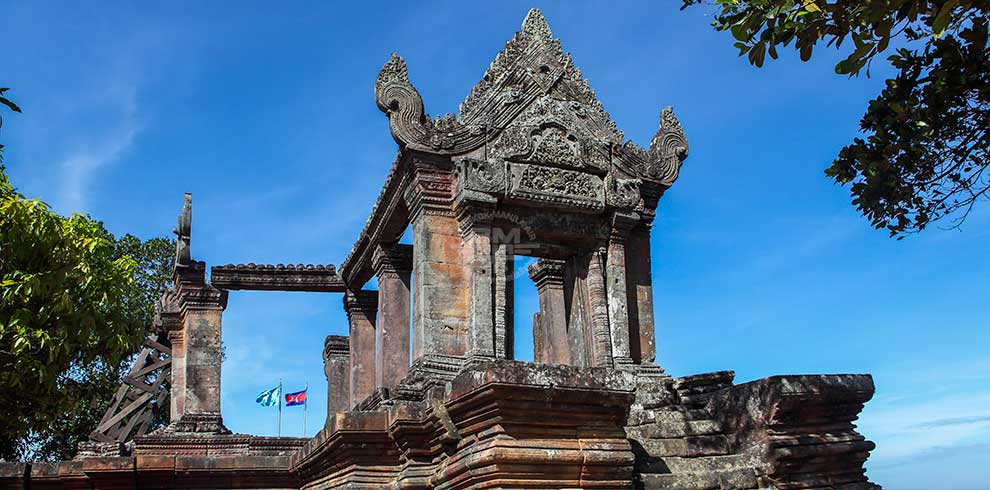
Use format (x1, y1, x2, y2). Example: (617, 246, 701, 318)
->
(861, 359, 990, 467)
(57, 85, 141, 213)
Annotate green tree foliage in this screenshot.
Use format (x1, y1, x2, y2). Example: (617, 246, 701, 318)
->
(682, 0, 990, 237)
(0, 172, 174, 460)
(0, 88, 22, 162)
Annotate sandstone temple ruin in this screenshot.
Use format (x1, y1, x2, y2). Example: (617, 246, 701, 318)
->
(0, 9, 879, 490)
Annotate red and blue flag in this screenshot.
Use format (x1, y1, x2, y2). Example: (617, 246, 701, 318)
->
(284, 389, 307, 406)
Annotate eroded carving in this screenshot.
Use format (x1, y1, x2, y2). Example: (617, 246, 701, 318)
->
(508, 162, 604, 210)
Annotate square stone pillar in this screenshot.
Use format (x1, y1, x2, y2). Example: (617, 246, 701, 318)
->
(159, 292, 185, 423)
(372, 244, 413, 388)
(344, 290, 378, 407)
(606, 212, 638, 366)
(322, 335, 350, 424)
(166, 329, 186, 422)
(493, 244, 514, 360)
(528, 259, 571, 365)
(563, 258, 588, 367)
(582, 248, 614, 368)
(404, 159, 470, 371)
(464, 226, 496, 362)
(627, 223, 656, 365)
(454, 192, 499, 364)
(169, 261, 229, 433)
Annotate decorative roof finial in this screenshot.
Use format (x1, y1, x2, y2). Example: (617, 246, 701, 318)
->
(173, 193, 192, 274)
(376, 53, 410, 88)
(521, 8, 553, 43)
(645, 106, 689, 185)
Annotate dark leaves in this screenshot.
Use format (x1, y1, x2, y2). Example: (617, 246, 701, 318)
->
(683, 0, 990, 236)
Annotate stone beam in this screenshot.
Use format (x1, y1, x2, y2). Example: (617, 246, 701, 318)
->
(339, 152, 412, 288)
(210, 263, 345, 292)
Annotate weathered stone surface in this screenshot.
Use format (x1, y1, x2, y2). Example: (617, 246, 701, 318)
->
(211, 263, 344, 292)
(0, 8, 879, 490)
(344, 290, 378, 407)
(372, 243, 413, 387)
(528, 258, 571, 364)
(322, 335, 350, 422)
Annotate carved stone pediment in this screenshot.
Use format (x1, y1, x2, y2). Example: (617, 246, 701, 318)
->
(375, 9, 624, 161)
(488, 95, 613, 174)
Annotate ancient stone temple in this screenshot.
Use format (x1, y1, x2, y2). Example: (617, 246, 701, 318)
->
(0, 9, 879, 490)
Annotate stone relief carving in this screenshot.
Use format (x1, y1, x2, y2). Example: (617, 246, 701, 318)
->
(605, 175, 642, 210)
(507, 162, 604, 210)
(455, 158, 506, 196)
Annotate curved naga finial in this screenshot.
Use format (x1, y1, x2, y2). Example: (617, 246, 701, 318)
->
(375, 54, 483, 153)
(375, 54, 429, 149)
(173, 192, 192, 272)
(650, 106, 689, 177)
(619, 107, 689, 186)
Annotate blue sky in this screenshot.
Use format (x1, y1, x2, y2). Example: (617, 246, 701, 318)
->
(3, 2, 989, 487)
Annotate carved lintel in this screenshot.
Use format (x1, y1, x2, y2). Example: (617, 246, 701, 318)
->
(506, 162, 604, 211)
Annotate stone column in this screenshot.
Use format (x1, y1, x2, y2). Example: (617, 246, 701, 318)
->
(160, 294, 185, 423)
(606, 212, 638, 366)
(584, 248, 613, 368)
(323, 335, 350, 423)
(528, 259, 571, 365)
(464, 224, 496, 362)
(627, 223, 656, 365)
(344, 290, 378, 407)
(166, 329, 186, 422)
(405, 159, 470, 370)
(169, 262, 229, 433)
(493, 243, 514, 360)
(182, 304, 225, 420)
(563, 258, 588, 367)
(372, 244, 413, 388)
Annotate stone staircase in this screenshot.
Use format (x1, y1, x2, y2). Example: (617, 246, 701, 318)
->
(628, 371, 768, 490)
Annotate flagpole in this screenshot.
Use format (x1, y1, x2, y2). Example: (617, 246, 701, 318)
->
(278, 378, 283, 437)
(303, 382, 308, 436)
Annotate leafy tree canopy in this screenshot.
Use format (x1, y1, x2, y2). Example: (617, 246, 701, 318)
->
(682, 0, 990, 237)
(0, 166, 174, 461)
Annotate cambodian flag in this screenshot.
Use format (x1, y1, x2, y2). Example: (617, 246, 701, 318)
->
(284, 389, 307, 406)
